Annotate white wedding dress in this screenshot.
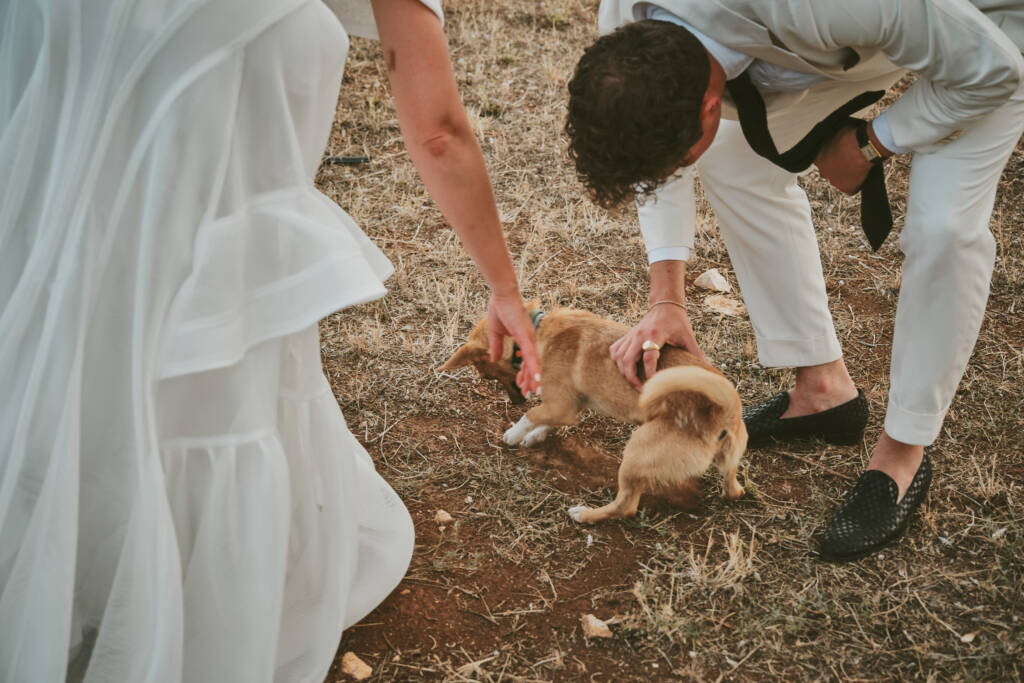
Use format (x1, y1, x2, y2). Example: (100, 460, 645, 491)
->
(0, 0, 439, 680)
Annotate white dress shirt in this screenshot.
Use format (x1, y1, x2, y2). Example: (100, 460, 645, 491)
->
(644, 4, 906, 263)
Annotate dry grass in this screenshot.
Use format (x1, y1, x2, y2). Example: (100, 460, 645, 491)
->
(319, 1, 1024, 680)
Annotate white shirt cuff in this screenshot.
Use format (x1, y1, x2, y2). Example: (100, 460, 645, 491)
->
(871, 113, 910, 155)
(647, 246, 691, 265)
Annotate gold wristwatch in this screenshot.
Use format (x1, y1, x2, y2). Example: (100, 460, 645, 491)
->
(855, 120, 885, 164)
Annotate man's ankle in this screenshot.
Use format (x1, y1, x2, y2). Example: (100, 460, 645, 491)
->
(867, 433, 925, 499)
(783, 359, 858, 417)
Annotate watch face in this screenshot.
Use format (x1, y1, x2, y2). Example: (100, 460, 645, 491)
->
(856, 122, 882, 162)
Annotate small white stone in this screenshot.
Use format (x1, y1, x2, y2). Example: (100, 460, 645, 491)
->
(586, 534, 594, 547)
(434, 509, 455, 524)
(694, 268, 732, 293)
(704, 295, 746, 317)
(341, 652, 372, 680)
(580, 614, 614, 639)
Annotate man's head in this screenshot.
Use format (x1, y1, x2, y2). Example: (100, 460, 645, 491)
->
(565, 20, 722, 209)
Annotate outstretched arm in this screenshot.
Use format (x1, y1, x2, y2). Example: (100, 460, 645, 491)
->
(371, 0, 540, 394)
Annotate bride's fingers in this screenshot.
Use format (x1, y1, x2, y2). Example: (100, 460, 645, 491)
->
(514, 338, 541, 394)
(489, 326, 504, 363)
(516, 358, 541, 395)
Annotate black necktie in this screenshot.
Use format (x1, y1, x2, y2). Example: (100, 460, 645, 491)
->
(725, 70, 893, 251)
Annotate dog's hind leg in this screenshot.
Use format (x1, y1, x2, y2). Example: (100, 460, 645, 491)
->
(717, 423, 747, 500)
(569, 482, 644, 524)
(568, 452, 648, 523)
(722, 464, 744, 500)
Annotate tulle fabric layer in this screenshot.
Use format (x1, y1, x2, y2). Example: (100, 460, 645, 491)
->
(0, 0, 414, 680)
(160, 187, 391, 379)
(157, 327, 413, 683)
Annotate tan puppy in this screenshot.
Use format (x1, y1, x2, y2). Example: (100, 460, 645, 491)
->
(439, 307, 747, 523)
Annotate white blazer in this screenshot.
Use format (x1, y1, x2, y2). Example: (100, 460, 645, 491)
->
(598, 0, 1024, 151)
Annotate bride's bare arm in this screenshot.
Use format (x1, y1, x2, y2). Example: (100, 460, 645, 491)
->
(370, 0, 540, 394)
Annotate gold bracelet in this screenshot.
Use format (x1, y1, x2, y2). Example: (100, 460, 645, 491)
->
(650, 299, 687, 311)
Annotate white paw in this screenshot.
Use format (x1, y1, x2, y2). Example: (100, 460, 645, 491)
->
(520, 425, 550, 447)
(502, 415, 535, 446)
(503, 425, 524, 446)
(568, 504, 589, 523)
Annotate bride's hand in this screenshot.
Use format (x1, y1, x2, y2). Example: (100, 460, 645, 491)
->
(373, 0, 540, 397)
(488, 292, 541, 396)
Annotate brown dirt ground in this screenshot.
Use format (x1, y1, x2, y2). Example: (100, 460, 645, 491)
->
(317, 1, 1023, 680)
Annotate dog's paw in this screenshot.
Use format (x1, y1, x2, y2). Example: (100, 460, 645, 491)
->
(502, 425, 524, 446)
(521, 425, 550, 447)
(503, 415, 536, 446)
(568, 504, 590, 523)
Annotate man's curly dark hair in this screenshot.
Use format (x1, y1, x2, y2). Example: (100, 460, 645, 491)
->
(566, 20, 710, 209)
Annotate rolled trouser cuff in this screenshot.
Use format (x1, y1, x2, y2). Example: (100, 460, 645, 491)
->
(883, 401, 944, 447)
(755, 330, 843, 369)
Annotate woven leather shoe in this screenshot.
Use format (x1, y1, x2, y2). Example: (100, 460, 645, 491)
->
(818, 453, 932, 562)
(742, 389, 868, 448)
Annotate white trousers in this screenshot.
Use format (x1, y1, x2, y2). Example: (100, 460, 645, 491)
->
(694, 76, 1024, 445)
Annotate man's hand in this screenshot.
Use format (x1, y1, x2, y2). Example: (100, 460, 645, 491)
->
(610, 302, 707, 391)
(488, 292, 541, 396)
(815, 125, 872, 195)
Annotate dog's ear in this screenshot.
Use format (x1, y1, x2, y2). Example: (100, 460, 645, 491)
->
(437, 343, 486, 371)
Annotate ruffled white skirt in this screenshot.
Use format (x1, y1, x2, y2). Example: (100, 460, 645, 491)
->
(0, 0, 413, 681)
(156, 326, 413, 683)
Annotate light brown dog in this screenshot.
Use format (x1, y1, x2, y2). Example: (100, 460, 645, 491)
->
(438, 307, 747, 523)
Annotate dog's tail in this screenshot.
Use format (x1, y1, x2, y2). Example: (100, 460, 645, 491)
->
(639, 366, 740, 438)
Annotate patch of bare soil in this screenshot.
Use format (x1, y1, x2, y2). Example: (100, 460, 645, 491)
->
(320, 1, 1024, 680)
(335, 410, 712, 681)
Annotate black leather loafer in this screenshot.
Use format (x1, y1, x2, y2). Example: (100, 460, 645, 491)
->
(742, 389, 868, 448)
(818, 452, 932, 562)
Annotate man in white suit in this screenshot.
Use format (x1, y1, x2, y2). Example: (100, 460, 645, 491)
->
(566, 0, 1024, 560)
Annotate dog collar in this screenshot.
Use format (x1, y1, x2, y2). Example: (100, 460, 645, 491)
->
(511, 309, 545, 370)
